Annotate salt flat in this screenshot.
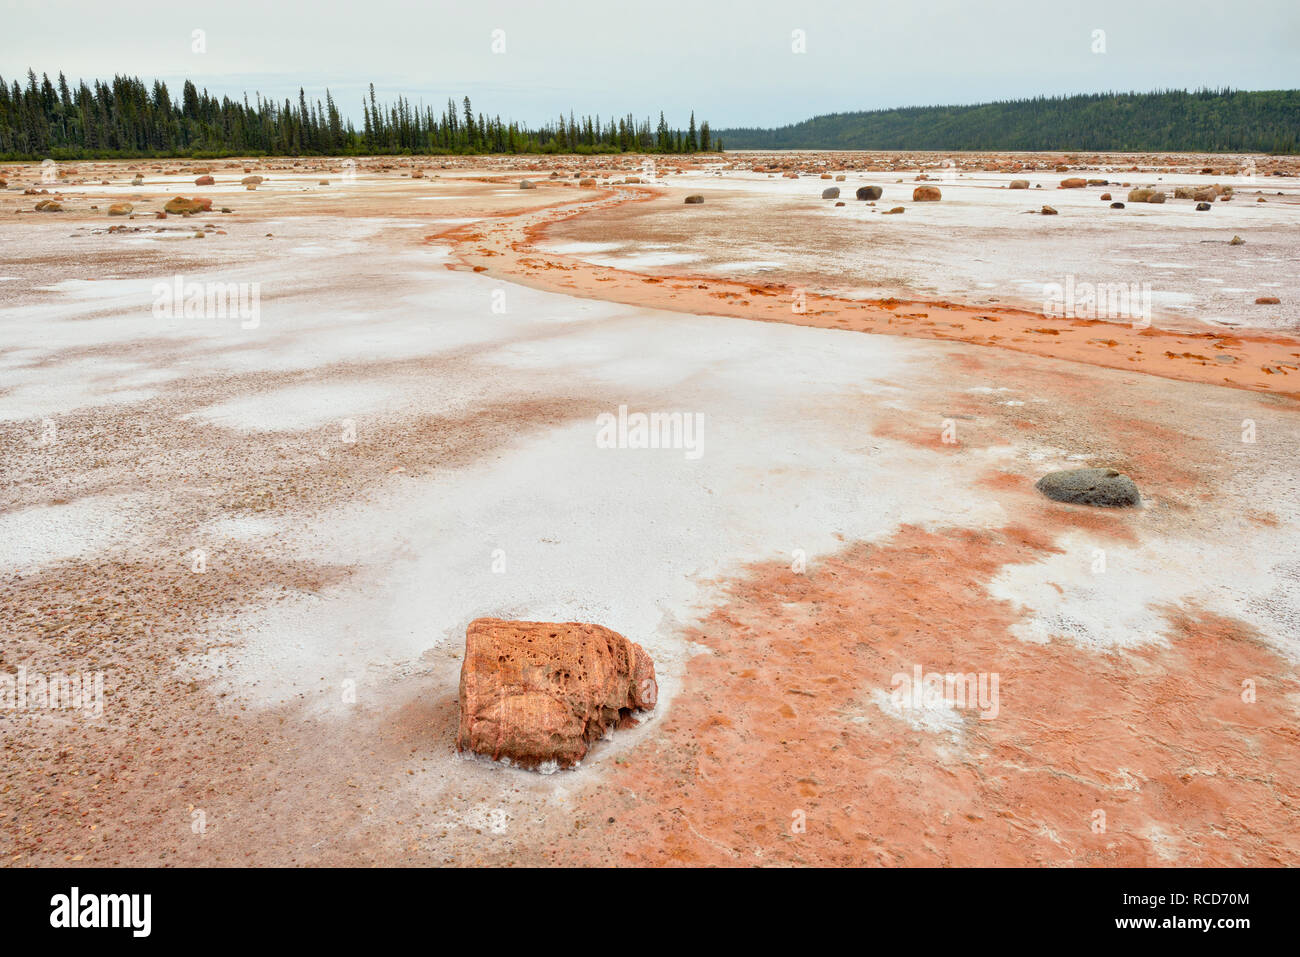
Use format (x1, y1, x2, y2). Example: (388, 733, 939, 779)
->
(1, 153, 1298, 866)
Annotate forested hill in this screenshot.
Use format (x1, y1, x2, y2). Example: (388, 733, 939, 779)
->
(716, 90, 1300, 154)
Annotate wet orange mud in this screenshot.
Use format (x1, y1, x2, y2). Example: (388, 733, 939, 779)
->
(439, 182, 1300, 401)
(564, 523, 1300, 867)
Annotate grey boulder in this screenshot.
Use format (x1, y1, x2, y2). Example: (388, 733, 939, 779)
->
(1035, 468, 1140, 507)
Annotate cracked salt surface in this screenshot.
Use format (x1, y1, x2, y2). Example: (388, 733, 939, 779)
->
(537, 240, 626, 255)
(183, 381, 405, 432)
(0, 495, 142, 573)
(710, 260, 786, 273)
(989, 524, 1300, 660)
(586, 250, 703, 269)
(870, 689, 967, 741)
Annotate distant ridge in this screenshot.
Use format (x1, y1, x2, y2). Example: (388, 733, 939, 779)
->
(716, 89, 1300, 154)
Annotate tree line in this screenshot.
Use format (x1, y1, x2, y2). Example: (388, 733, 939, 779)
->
(717, 89, 1299, 154)
(0, 69, 718, 159)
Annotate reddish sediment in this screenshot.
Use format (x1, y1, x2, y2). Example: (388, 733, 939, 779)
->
(439, 183, 1300, 401)
(567, 521, 1300, 866)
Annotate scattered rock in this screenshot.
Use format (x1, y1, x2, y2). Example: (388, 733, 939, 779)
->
(1040, 205, 1058, 215)
(1110, 202, 1125, 208)
(684, 194, 704, 204)
(912, 185, 942, 201)
(195, 175, 215, 186)
(318, 179, 329, 185)
(579, 178, 596, 187)
(1196, 202, 1212, 211)
(456, 618, 656, 770)
(519, 180, 536, 189)
(108, 203, 133, 216)
(1127, 188, 1166, 204)
(1255, 296, 1281, 304)
(856, 185, 882, 200)
(163, 196, 213, 215)
(821, 186, 840, 199)
(1229, 235, 1245, 245)
(241, 175, 263, 186)
(34, 199, 62, 211)
(1009, 179, 1030, 189)
(882, 206, 905, 214)
(1058, 177, 1087, 189)
(1099, 192, 1112, 200)
(1035, 468, 1141, 508)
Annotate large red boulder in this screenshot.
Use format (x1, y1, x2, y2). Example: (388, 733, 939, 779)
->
(457, 618, 656, 770)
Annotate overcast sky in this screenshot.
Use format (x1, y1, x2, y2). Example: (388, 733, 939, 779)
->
(6, 0, 1299, 129)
